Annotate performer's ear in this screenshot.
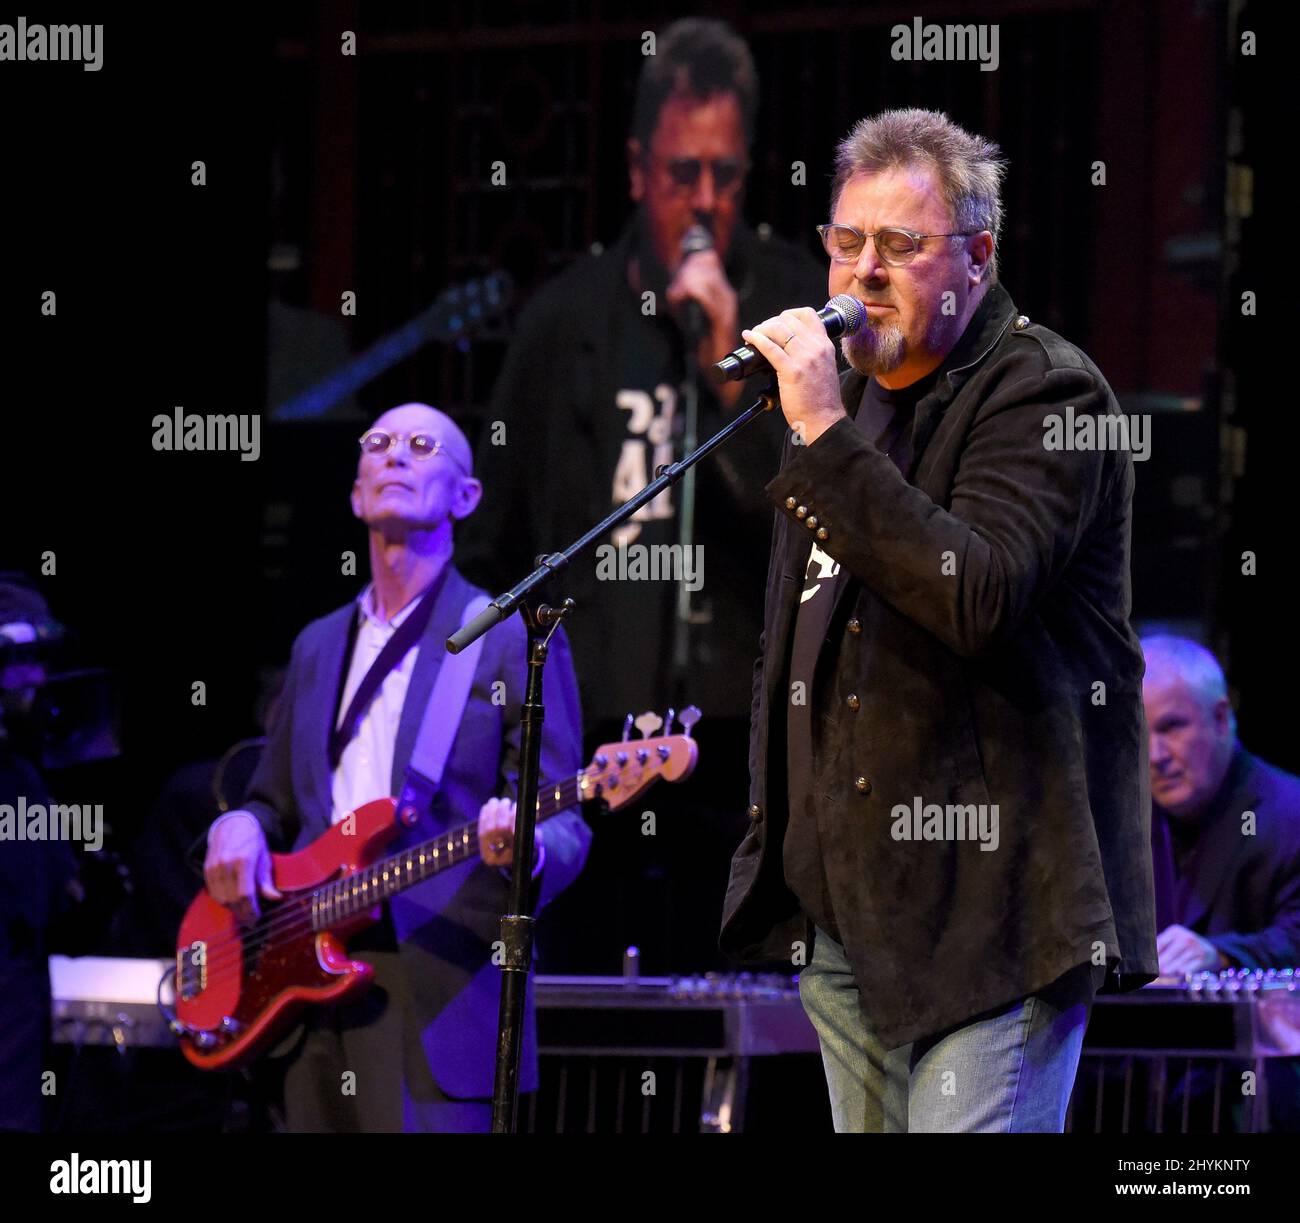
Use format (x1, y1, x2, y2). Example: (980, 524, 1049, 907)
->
(453, 477, 484, 520)
(969, 231, 994, 284)
(627, 138, 646, 204)
(349, 479, 363, 520)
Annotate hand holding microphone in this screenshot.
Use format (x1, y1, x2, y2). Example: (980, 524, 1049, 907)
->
(711, 295, 866, 382)
(724, 297, 867, 446)
(677, 224, 713, 341)
(665, 223, 739, 367)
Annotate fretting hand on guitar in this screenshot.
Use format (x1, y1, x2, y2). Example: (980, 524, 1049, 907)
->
(476, 796, 518, 868)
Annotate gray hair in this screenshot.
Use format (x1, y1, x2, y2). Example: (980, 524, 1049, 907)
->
(1140, 634, 1237, 740)
(831, 108, 1007, 282)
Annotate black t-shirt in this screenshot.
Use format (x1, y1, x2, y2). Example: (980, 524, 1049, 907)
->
(783, 367, 938, 945)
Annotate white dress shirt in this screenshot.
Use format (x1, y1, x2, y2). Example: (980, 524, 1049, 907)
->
(332, 581, 539, 876)
(330, 583, 422, 824)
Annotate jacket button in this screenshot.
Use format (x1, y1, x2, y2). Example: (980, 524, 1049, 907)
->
(847, 617, 862, 635)
(816, 527, 828, 540)
(854, 776, 872, 795)
(806, 516, 818, 530)
(795, 505, 808, 519)
(747, 804, 762, 821)
(846, 694, 860, 711)
(1013, 314, 1031, 330)
(785, 497, 796, 510)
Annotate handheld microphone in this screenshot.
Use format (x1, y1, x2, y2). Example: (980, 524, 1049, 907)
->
(710, 294, 867, 383)
(678, 223, 713, 341)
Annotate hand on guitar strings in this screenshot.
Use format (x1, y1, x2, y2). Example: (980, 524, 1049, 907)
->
(203, 812, 283, 927)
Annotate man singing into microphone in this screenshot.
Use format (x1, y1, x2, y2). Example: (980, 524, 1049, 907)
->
(720, 108, 1158, 1132)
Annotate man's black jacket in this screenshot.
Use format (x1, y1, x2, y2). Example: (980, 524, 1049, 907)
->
(720, 282, 1159, 1050)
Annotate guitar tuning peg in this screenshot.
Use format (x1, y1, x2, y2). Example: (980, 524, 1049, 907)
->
(622, 713, 634, 742)
(634, 711, 663, 739)
(664, 708, 675, 734)
(678, 705, 702, 738)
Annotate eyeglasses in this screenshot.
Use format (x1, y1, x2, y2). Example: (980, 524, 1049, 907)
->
(651, 155, 747, 196)
(816, 223, 978, 267)
(358, 429, 468, 474)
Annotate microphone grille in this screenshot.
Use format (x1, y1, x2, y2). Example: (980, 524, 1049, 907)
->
(681, 223, 714, 257)
(827, 293, 866, 335)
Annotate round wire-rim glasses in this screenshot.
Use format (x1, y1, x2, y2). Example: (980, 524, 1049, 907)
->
(816, 223, 978, 267)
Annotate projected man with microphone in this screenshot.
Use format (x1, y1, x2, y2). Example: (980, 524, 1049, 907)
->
(719, 108, 1158, 1132)
(465, 19, 824, 741)
(462, 19, 825, 972)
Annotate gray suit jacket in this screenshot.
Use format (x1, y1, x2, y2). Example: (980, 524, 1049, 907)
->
(242, 565, 590, 1096)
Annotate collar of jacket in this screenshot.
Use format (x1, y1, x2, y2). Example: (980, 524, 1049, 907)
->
(837, 281, 1019, 464)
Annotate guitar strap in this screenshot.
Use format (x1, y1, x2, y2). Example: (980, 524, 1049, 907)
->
(328, 570, 449, 770)
(395, 593, 492, 824)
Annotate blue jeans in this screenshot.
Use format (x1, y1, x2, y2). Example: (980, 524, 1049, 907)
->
(799, 926, 1096, 1132)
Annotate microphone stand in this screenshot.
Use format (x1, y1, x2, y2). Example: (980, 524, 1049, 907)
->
(446, 377, 781, 1134)
(672, 306, 708, 697)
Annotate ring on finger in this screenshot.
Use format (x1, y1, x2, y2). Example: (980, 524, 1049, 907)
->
(782, 332, 797, 348)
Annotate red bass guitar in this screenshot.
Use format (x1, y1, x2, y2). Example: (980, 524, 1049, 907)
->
(173, 722, 698, 1069)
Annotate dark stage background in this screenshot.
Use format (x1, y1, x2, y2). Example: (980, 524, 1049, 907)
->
(1, 1, 1274, 978)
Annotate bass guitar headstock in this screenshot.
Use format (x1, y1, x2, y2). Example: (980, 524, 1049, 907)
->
(581, 705, 701, 812)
